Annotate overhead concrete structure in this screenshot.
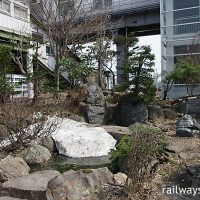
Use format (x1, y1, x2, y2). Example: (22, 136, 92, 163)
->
(100, 0, 160, 84)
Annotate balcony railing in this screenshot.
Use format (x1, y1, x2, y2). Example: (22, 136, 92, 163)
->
(175, 16, 200, 35)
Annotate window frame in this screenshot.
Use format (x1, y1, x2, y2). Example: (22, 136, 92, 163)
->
(14, 3, 28, 21)
(46, 45, 54, 56)
(0, 0, 11, 15)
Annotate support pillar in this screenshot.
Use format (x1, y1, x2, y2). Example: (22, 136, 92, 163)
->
(27, 49, 34, 99)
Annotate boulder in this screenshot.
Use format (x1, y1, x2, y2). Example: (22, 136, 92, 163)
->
(51, 118, 116, 158)
(113, 173, 127, 186)
(87, 83, 106, 124)
(46, 167, 113, 200)
(16, 144, 51, 164)
(0, 156, 30, 182)
(104, 104, 117, 124)
(39, 136, 57, 153)
(115, 96, 148, 127)
(163, 108, 177, 120)
(148, 105, 165, 121)
(2, 170, 60, 200)
(176, 114, 200, 137)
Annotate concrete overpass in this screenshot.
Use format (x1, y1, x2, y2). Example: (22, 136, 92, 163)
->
(101, 0, 160, 83)
(108, 0, 160, 36)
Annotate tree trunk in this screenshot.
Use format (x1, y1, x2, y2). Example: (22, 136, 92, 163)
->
(55, 63, 60, 97)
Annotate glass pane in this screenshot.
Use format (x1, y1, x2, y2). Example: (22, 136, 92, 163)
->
(0, 0, 2, 10)
(3, 1, 10, 12)
(174, 0, 199, 10)
(14, 6, 21, 17)
(21, 8, 27, 19)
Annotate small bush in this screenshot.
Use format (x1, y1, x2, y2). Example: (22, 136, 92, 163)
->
(110, 123, 167, 200)
(127, 123, 167, 200)
(110, 135, 132, 172)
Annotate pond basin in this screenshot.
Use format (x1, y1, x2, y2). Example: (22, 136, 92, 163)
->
(30, 154, 111, 173)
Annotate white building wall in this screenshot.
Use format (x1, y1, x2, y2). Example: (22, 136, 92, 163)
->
(0, 0, 30, 35)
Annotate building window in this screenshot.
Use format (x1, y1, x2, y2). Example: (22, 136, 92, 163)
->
(0, 0, 11, 13)
(46, 46, 54, 56)
(173, 0, 199, 10)
(173, 0, 200, 35)
(14, 5, 28, 20)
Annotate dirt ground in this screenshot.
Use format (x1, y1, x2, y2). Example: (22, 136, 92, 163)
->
(152, 118, 200, 200)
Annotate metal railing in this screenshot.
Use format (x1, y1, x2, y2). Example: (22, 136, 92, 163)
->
(175, 16, 200, 35)
(7, 74, 28, 98)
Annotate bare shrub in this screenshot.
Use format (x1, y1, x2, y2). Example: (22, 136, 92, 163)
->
(64, 86, 87, 115)
(124, 123, 167, 200)
(0, 100, 59, 152)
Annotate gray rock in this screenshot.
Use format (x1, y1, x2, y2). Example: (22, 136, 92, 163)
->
(176, 114, 200, 137)
(46, 167, 113, 200)
(0, 156, 30, 182)
(100, 125, 130, 141)
(166, 144, 187, 153)
(87, 83, 106, 124)
(163, 108, 177, 120)
(2, 170, 60, 200)
(148, 105, 165, 121)
(39, 136, 57, 153)
(113, 173, 127, 186)
(16, 144, 51, 164)
(115, 96, 148, 127)
(68, 115, 86, 123)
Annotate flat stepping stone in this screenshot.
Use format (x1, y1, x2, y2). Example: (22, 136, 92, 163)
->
(2, 170, 60, 200)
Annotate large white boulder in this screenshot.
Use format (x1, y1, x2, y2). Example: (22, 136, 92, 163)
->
(51, 118, 116, 158)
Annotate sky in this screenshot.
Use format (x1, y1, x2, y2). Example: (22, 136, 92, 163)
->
(138, 34, 161, 75)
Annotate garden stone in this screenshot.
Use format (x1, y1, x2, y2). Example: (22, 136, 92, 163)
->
(51, 118, 116, 158)
(113, 173, 127, 186)
(16, 144, 51, 164)
(39, 136, 57, 153)
(166, 144, 187, 153)
(115, 96, 148, 127)
(148, 105, 165, 121)
(0, 156, 30, 182)
(46, 167, 113, 200)
(176, 114, 200, 137)
(99, 125, 130, 141)
(163, 108, 177, 120)
(87, 83, 106, 124)
(68, 114, 86, 123)
(2, 170, 60, 200)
